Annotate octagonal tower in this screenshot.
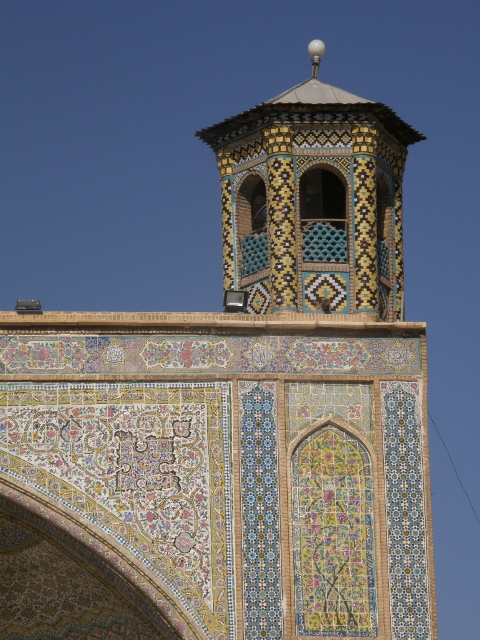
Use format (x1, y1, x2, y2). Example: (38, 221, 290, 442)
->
(197, 48, 424, 319)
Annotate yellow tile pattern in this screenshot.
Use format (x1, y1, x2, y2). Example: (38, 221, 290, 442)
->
(267, 155, 298, 311)
(353, 154, 379, 312)
(221, 178, 235, 290)
(264, 125, 293, 155)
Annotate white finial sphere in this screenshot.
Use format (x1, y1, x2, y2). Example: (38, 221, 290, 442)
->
(308, 39, 326, 58)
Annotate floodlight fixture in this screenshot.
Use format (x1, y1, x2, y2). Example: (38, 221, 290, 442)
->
(15, 300, 42, 313)
(223, 290, 248, 314)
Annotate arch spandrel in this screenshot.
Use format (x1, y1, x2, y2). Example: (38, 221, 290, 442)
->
(290, 423, 378, 637)
(0, 381, 235, 640)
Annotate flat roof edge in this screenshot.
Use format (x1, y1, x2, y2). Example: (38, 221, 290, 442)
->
(0, 311, 426, 332)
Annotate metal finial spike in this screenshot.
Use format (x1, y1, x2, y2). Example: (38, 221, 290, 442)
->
(308, 40, 326, 79)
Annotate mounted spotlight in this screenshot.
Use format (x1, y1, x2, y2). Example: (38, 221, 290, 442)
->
(15, 300, 42, 313)
(223, 290, 248, 314)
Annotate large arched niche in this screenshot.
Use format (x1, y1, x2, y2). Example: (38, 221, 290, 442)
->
(288, 420, 378, 637)
(0, 479, 201, 640)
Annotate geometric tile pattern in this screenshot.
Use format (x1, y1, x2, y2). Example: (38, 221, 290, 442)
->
(378, 282, 390, 321)
(0, 335, 422, 375)
(296, 156, 351, 179)
(0, 524, 157, 639)
(303, 272, 350, 313)
(380, 382, 433, 640)
(285, 383, 373, 447)
(353, 156, 379, 312)
(232, 138, 267, 164)
(302, 221, 348, 263)
(0, 382, 234, 640)
(394, 180, 405, 320)
(221, 178, 235, 290)
(378, 239, 389, 279)
(238, 381, 282, 640)
(267, 155, 298, 311)
(293, 129, 352, 148)
(377, 137, 397, 168)
(244, 279, 271, 315)
(292, 425, 377, 636)
(241, 231, 269, 276)
(0, 517, 40, 555)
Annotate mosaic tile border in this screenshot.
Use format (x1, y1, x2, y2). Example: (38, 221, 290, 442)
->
(238, 381, 283, 640)
(380, 381, 432, 640)
(0, 336, 422, 376)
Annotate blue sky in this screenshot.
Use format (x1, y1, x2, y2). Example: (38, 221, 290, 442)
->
(1, 1, 479, 636)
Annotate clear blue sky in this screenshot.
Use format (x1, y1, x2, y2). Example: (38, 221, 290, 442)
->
(1, 1, 479, 636)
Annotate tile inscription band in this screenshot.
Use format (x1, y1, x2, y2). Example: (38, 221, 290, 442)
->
(0, 335, 421, 375)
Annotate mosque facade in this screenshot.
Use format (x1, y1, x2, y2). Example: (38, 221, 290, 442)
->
(0, 44, 437, 640)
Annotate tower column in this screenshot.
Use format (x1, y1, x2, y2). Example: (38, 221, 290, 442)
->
(352, 125, 379, 313)
(217, 147, 236, 291)
(264, 125, 298, 312)
(393, 149, 407, 320)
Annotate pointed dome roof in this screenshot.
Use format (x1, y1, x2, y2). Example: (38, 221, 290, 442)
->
(265, 77, 372, 105)
(197, 75, 424, 148)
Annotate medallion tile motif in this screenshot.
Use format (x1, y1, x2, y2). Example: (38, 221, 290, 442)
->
(0, 335, 421, 375)
(285, 384, 373, 447)
(292, 426, 377, 636)
(380, 382, 432, 640)
(238, 381, 283, 640)
(0, 382, 234, 640)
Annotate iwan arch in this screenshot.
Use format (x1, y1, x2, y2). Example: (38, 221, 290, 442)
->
(0, 42, 436, 640)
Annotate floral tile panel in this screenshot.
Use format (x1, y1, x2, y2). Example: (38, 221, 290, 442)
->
(286, 384, 373, 447)
(0, 382, 235, 640)
(0, 335, 421, 375)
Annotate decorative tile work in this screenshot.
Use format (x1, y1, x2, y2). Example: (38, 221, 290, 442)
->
(285, 383, 373, 447)
(303, 273, 350, 314)
(0, 495, 186, 640)
(238, 381, 283, 640)
(138, 339, 234, 369)
(377, 240, 389, 279)
(378, 282, 390, 322)
(267, 155, 298, 311)
(302, 222, 348, 263)
(232, 138, 267, 164)
(221, 178, 235, 291)
(292, 425, 377, 636)
(296, 156, 351, 180)
(380, 382, 432, 640)
(353, 156, 379, 312)
(394, 180, 404, 320)
(244, 279, 271, 315)
(0, 515, 40, 555)
(241, 231, 269, 276)
(0, 335, 422, 375)
(376, 138, 396, 169)
(0, 527, 157, 640)
(293, 129, 352, 148)
(0, 383, 234, 640)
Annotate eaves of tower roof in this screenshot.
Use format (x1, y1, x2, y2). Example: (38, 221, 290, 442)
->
(196, 77, 425, 149)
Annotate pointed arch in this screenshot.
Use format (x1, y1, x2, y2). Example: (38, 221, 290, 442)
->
(0, 475, 204, 640)
(289, 420, 378, 636)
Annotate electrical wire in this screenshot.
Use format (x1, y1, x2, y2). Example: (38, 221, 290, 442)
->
(428, 410, 480, 528)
